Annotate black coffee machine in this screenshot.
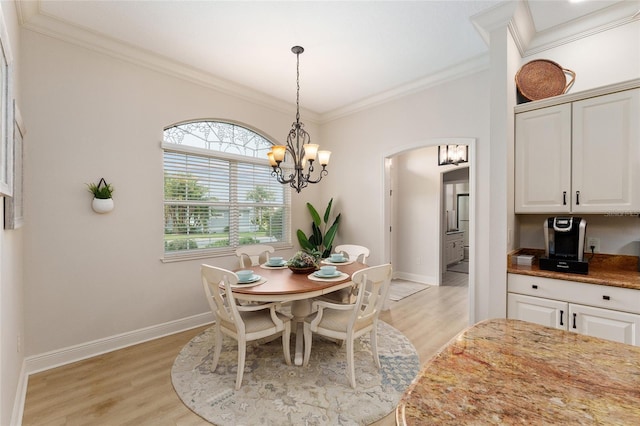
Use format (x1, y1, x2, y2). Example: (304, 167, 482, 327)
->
(539, 216, 589, 274)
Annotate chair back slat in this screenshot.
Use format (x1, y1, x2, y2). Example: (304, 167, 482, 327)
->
(351, 263, 392, 324)
(201, 264, 244, 333)
(335, 244, 370, 264)
(235, 244, 275, 267)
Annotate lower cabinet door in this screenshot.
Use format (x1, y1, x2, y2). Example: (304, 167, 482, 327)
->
(507, 293, 568, 330)
(569, 303, 640, 346)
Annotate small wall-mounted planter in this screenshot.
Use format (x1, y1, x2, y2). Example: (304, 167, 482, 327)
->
(87, 178, 114, 214)
(92, 197, 114, 214)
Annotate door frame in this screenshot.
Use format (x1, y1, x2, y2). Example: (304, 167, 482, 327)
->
(383, 137, 476, 324)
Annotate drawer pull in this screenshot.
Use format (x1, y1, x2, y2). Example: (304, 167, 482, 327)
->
(532, 284, 538, 289)
(560, 310, 564, 326)
(572, 313, 577, 329)
(562, 191, 567, 205)
(603, 295, 611, 301)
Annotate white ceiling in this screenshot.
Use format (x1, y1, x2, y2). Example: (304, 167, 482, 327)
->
(18, 0, 639, 116)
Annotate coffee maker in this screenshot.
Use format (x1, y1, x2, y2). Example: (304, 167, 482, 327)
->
(539, 216, 589, 274)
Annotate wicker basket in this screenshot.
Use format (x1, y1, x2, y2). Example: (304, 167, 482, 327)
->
(515, 59, 575, 102)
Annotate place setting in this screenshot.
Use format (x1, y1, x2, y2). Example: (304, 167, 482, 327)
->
(231, 269, 266, 288)
(259, 256, 288, 269)
(321, 252, 355, 265)
(308, 265, 349, 282)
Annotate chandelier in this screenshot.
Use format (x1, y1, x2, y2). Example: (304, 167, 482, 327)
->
(267, 46, 331, 193)
(438, 144, 468, 166)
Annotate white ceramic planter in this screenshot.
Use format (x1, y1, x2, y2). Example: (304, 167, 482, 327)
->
(92, 197, 114, 214)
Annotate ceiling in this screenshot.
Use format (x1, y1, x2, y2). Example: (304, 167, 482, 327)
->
(17, 0, 639, 117)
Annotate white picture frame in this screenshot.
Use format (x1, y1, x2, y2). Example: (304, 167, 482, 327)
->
(5, 101, 24, 229)
(0, 7, 13, 197)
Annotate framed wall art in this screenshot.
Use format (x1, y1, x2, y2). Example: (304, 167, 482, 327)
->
(5, 101, 24, 229)
(0, 8, 14, 197)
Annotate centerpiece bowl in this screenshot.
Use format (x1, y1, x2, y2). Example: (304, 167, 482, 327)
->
(287, 251, 319, 274)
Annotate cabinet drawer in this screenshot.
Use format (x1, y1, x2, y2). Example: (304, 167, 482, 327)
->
(508, 273, 640, 315)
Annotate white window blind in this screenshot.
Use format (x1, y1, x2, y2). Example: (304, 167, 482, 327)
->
(163, 121, 290, 259)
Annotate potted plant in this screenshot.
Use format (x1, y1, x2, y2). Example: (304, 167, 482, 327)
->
(287, 251, 319, 274)
(87, 178, 114, 213)
(296, 198, 341, 258)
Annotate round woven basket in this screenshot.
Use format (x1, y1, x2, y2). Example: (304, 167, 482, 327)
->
(288, 266, 317, 274)
(515, 59, 575, 102)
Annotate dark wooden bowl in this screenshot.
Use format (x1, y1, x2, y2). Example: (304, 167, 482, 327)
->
(288, 266, 317, 274)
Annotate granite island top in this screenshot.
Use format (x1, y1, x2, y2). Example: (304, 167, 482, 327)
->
(396, 318, 640, 425)
(508, 248, 640, 290)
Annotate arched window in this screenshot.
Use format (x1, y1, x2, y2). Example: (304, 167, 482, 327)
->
(162, 120, 290, 259)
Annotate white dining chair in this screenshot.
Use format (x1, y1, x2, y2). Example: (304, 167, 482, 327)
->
(201, 264, 292, 390)
(235, 244, 275, 268)
(303, 263, 392, 388)
(322, 244, 371, 303)
(334, 244, 370, 264)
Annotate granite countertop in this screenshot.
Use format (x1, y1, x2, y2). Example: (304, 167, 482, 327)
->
(396, 318, 640, 425)
(508, 248, 640, 290)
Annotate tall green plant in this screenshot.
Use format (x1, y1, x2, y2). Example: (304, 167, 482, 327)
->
(297, 198, 341, 258)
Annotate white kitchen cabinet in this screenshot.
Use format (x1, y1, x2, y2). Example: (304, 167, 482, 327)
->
(515, 87, 640, 214)
(571, 89, 640, 213)
(515, 104, 571, 213)
(444, 232, 464, 265)
(507, 273, 640, 346)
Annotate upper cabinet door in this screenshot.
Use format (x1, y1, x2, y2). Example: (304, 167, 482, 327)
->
(572, 88, 640, 213)
(515, 104, 572, 213)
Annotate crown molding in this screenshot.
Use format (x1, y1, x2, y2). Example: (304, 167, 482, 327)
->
(473, 0, 640, 58)
(319, 54, 490, 123)
(522, 1, 640, 56)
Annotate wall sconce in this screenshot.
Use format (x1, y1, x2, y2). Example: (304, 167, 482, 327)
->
(438, 144, 468, 166)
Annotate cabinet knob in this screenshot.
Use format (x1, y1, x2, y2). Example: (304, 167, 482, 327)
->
(603, 295, 611, 300)
(532, 284, 538, 289)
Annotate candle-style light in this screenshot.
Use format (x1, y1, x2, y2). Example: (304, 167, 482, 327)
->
(267, 46, 330, 193)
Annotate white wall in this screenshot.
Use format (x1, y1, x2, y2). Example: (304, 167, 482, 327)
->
(0, 0, 23, 424)
(392, 146, 441, 284)
(20, 30, 317, 358)
(318, 71, 490, 316)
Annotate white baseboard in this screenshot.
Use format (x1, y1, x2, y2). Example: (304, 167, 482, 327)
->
(24, 312, 213, 375)
(392, 271, 439, 286)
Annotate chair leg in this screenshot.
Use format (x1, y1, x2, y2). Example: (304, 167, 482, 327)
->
(346, 337, 356, 388)
(302, 322, 312, 367)
(211, 324, 222, 372)
(371, 327, 381, 369)
(235, 340, 246, 390)
(282, 322, 292, 365)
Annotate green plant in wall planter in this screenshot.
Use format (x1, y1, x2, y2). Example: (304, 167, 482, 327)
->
(87, 178, 115, 214)
(297, 198, 341, 259)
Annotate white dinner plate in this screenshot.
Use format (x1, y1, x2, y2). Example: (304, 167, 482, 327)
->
(237, 274, 261, 284)
(313, 271, 342, 278)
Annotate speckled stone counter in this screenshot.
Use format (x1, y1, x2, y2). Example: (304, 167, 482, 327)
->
(508, 249, 640, 290)
(396, 318, 640, 425)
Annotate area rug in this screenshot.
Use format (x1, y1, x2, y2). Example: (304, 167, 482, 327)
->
(447, 260, 469, 274)
(171, 321, 420, 425)
(388, 281, 431, 301)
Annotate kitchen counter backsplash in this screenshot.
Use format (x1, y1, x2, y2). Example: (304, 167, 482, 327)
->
(508, 248, 640, 290)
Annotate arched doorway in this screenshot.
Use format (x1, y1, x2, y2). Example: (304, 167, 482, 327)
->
(383, 138, 476, 323)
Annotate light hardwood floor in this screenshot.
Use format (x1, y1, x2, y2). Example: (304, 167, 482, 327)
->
(21, 272, 469, 425)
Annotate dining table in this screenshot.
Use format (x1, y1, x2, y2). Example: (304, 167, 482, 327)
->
(232, 260, 367, 365)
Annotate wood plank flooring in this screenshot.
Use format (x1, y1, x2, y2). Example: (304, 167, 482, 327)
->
(22, 272, 469, 425)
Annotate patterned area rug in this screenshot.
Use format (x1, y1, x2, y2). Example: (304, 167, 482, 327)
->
(171, 321, 420, 425)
